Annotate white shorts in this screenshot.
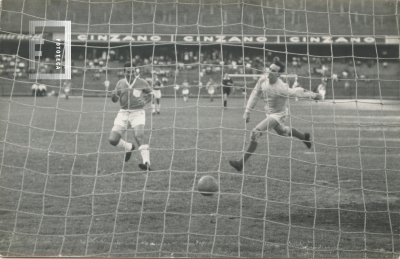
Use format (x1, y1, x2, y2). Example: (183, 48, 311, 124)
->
(208, 89, 215, 95)
(112, 109, 145, 131)
(153, 90, 162, 99)
(319, 89, 326, 100)
(64, 89, 70, 93)
(182, 89, 189, 95)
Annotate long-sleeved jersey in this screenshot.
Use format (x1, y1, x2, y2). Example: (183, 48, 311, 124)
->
(246, 76, 317, 116)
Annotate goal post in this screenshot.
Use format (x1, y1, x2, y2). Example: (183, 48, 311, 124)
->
(0, 0, 399, 258)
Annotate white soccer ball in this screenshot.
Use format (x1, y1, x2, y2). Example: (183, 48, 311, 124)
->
(174, 84, 180, 90)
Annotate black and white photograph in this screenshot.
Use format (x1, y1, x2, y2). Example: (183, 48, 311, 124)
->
(0, 0, 399, 257)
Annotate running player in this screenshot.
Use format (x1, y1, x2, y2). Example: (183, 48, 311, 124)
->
(109, 62, 153, 171)
(182, 79, 190, 102)
(63, 80, 71, 100)
(222, 73, 234, 108)
(151, 73, 163, 115)
(317, 77, 327, 101)
(206, 78, 217, 102)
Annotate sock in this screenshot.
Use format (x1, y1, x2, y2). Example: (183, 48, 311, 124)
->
(242, 141, 258, 164)
(116, 139, 133, 151)
(138, 144, 150, 165)
(156, 104, 160, 112)
(224, 100, 227, 107)
(151, 104, 156, 113)
(289, 128, 305, 140)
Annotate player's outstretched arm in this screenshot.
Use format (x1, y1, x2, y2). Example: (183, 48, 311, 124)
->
(140, 84, 153, 106)
(289, 87, 322, 100)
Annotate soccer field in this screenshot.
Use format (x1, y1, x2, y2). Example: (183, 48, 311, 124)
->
(0, 96, 399, 257)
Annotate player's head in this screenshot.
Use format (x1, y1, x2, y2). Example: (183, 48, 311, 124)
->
(268, 57, 285, 83)
(124, 62, 140, 80)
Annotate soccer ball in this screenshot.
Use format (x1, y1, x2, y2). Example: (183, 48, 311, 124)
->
(197, 175, 218, 196)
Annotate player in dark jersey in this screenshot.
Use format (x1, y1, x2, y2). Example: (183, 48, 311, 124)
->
(151, 73, 163, 115)
(109, 62, 153, 170)
(222, 73, 234, 108)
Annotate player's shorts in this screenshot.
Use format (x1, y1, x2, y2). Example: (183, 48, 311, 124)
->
(64, 89, 70, 94)
(153, 89, 162, 99)
(222, 86, 231, 96)
(112, 109, 145, 132)
(251, 113, 289, 141)
(319, 89, 326, 100)
(182, 89, 189, 95)
(208, 88, 215, 95)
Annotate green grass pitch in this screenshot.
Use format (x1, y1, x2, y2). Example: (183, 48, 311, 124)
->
(0, 95, 399, 257)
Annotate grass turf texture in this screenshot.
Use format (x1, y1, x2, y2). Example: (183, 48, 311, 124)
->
(0, 96, 399, 257)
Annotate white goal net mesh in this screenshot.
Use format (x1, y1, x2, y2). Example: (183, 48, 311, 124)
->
(0, 0, 399, 258)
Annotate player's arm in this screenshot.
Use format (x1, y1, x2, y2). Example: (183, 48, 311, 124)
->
(141, 81, 153, 105)
(244, 78, 263, 122)
(287, 86, 322, 100)
(111, 83, 120, 103)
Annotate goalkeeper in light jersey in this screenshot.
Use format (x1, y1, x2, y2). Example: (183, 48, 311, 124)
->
(229, 57, 322, 172)
(109, 62, 153, 171)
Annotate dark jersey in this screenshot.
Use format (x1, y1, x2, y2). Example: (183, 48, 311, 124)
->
(222, 78, 234, 95)
(153, 79, 162, 90)
(222, 78, 234, 87)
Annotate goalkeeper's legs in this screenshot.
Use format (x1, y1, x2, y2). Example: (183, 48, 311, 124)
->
(133, 124, 151, 170)
(274, 125, 312, 149)
(229, 116, 277, 171)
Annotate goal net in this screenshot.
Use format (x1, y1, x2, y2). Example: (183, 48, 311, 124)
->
(0, 0, 399, 257)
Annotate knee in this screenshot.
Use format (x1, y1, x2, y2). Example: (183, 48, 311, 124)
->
(250, 128, 262, 142)
(276, 127, 290, 136)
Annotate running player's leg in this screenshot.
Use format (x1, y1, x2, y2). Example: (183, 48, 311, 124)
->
(223, 93, 228, 108)
(109, 116, 134, 162)
(230, 116, 278, 171)
(130, 111, 151, 170)
(223, 87, 230, 108)
(151, 98, 156, 115)
(156, 98, 161, 114)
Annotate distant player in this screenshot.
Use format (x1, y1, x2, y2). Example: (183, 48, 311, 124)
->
(182, 79, 190, 102)
(63, 80, 71, 100)
(222, 73, 234, 108)
(229, 57, 322, 172)
(206, 78, 217, 102)
(31, 83, 38, 96)
(104, 79, 110, 93)
(38, 83, 47, 96)
(291, 75, 300, 102)
(317, 78, 327, 101)
(151, 74, 163, 115)
(109, 62, 153, 171)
